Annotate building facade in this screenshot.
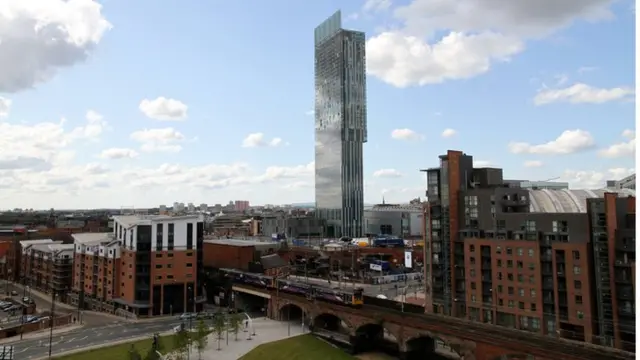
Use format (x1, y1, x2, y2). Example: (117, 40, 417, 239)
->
(20, 240, 73, 300)
(363, 204, 423, 238)
(261, 214, 325, 239)
(422, 149, 636, 350)
(109, 214, 205, 316)
(314, 10, 367, 238)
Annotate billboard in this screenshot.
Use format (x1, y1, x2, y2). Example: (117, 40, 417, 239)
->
(404, 251, 412, 268)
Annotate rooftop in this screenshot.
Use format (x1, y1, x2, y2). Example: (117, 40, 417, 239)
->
(205, 238, 269, 247)
(528, 188, 636, 213)
(113, 214, 203, 228)
(30, 242, 74, 253)
(72, 232, 113, 244)
(19, 239, 54, 247)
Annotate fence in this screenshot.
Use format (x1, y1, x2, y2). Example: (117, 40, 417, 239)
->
(370, 272, 423, 285)
(363, 295, 425, 314)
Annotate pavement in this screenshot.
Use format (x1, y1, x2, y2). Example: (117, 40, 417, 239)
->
(11, 317, 184, 359)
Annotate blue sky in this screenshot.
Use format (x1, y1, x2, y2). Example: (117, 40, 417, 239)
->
(0, 0, 636, 209)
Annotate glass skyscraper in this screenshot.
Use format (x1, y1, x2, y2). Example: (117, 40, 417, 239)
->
(314, 11, 367, 238)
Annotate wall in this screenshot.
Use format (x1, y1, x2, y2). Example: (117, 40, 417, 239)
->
(203, 243, 255, 271)
(0, 313, 72, 340)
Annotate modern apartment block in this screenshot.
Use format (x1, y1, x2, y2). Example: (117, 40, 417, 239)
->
(586, 193, 635, 351)
(422, 150, 636, 350)
(110, 214, 205, 317)
(19, 239, 74, 300)
(69, 233, 121, 313)
(314, 10, 367, 238)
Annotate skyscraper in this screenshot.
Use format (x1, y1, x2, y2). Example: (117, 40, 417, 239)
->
(314, 11, 367, 238)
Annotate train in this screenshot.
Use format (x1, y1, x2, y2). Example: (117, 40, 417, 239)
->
(221, 268, 364, 307)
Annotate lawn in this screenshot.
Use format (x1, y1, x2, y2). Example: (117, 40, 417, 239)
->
(52, 334, 176, 360)
(240, 335, 355, 360)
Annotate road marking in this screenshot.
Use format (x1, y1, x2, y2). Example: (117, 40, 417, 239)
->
(107, 331, 114, 335)
(78, 336, 87, 341)
(96, 332, 103, 336)
(17, 347, 29, 353)
(67, 337, 76, 342)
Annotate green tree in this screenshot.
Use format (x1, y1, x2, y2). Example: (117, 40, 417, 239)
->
(128, 344, 142, 360)
(212, 313, 226, 350)
(173, 329, 190, 359)
(143, 348, 160, 360)
(196, 319, 209, 359)
(230, 313, 242, 341)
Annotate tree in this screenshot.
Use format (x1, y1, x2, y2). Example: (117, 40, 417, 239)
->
(230, 313, 242, 341)
(128, 344, 142, 360)
(212, 313, 226, 350)
(173, 329, 190, 359)
(195, 319, 209, 359)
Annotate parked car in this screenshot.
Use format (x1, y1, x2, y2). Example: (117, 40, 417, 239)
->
(0, 303, 13, 310)
(179, 313, 197, 320)
(10, 291, 17, 296)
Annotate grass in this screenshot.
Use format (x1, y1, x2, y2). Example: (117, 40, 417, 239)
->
(240, 334, 355, 360)
(52, 334, 178, 360)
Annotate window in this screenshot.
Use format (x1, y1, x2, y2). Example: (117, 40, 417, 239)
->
(156, 223, 163, 251)
(531, 303, 537, 312)
(528, 263, 535, 270)
(517, 248, 524, 256)
(577, 311, 584, 319)
(496, 259, 502, 267)
(470, 270, 476, 277)
(575, 295, 583, 305)
(168, 223, 175, 251)
(519, 288, 525, 297)
(167, 275, 174, 279)
(573, 266, 581, 275)
(498, 272, 503, 280)
(470, 257, 476, 265)
(186, 263, 193, 267)
(496, 246, 502, 254)
(498, 298, 504, 306)
(517, 261, 523, 269)
(508, 300, 515, 308)
(508, 273, 514, 281)
(186, 223, 194, 250)
(469, 245, 476, 252)
(528, 249, 534, 257)
(471, 282, 476, 290)
(497, 285, 503, 293)
(574, 280, 582, 289)
(519, 302, 525, 310)
(518, 274, 524, 283)
(507, 260, 513, 268)
(508, 286, 514, 295)
(155, 264, 162, 269)
(506, 247, 513, 255)
(471, 295, 477, 303)
(572, 251, 580, 260)
(155, 254, 162, 258)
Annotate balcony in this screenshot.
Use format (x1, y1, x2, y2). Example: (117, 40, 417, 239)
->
(481, 262, 491, 270)
(614, 260, 633, 267)
(541, 267, 553, 276)
(542, 280, 554, 290)
(555, 256, 565, 263)
(541, 254, 552, 262)
(481, 249, 491, 257)
(543, 296, 554, 305)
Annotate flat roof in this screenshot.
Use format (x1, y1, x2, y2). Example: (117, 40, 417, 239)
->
(30, 243, 73, 253)
(72, 233, 112, 244)
(205, 238, 277, 247)
(528, 188, 636, 213)
(114, 214, 202, 228)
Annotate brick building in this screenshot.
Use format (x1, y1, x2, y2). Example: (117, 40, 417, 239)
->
(422, 150, 635, 350)
(19, 239, 74, 300)
(203, 239, 281, 271)
(110, 214, 205, 317)
(69, 233, 121, 313)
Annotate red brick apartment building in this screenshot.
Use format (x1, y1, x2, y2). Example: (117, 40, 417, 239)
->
(422, 149, 636, 352)
(69, 215, 206, 317)
(19, 239, 74, 300)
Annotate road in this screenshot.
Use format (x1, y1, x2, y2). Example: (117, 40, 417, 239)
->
(11, 317, 183, 359)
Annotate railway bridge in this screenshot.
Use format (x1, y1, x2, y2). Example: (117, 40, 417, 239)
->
(233, 285, 634, 360)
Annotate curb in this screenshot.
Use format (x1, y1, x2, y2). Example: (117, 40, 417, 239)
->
(34, 331, 174, 360)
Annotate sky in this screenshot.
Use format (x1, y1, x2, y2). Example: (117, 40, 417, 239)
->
(0, 0, 636, 210)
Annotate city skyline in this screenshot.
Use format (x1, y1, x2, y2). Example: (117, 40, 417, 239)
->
(0, 0, 635, 209)
(314, 11, 367, 238)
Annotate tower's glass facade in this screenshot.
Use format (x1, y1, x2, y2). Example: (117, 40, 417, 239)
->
(314, 11, 367, 238)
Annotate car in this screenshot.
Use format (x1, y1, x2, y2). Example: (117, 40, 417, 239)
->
(5, 305, 20, 312)
(10, 291, 17, 296)
(0, 303, 13, 310)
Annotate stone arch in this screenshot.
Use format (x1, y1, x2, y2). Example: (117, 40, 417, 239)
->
(354, 322, 398, 343)
(312, 312, 352, 333)
(278, 303, 305, 322)
(353, 322, 400, 354)
(403, 333, 475, 359)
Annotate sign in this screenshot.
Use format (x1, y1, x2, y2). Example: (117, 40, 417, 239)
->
(370, 263, 382, 272)
(404, 251, 412, 268)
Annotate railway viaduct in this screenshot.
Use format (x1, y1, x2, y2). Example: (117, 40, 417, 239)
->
(233, 285, 634, 360)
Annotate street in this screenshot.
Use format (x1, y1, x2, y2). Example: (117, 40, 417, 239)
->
(12, 317, 183, 359)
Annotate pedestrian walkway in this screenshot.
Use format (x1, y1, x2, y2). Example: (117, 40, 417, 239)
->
(166, 318, 305, 360)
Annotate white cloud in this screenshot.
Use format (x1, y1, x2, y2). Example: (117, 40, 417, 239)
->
(305, 110, 314, 116)
(130, 128, 185, 153)
(561, 168, 635, 189)
(242, 133, 284, 148)
(139, 97, 188, 121)
(0, 98, 11, 118)
(366, 0, 615, 87)
(391, 128, 422, 141)
(100, 148, 139, 160)
(0, 0, 111, 93)
(441, 128, 457, 138)
(367, 32, 523, 87)
(508, 129, 595, 155)
(363, 0, 392, 12)
(373, 169, 403, 178)
(534, 83, 634, 105)
(598, 129, 636, 158)
(577, 66, 597, 74)
(524, 160, 544, 168)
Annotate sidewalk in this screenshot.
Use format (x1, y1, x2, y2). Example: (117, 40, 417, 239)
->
(0, 324, 83, 345)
